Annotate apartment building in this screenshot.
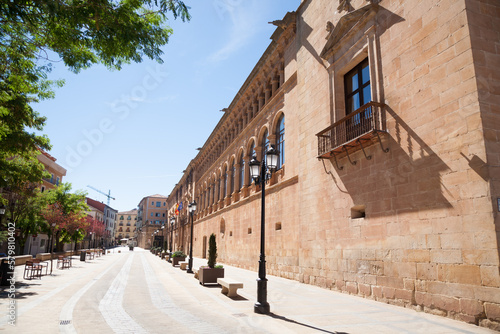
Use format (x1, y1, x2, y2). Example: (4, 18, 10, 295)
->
(37, 149, 67, 193)
(137, 194, 168, 249)
(115, 208, 138, 243)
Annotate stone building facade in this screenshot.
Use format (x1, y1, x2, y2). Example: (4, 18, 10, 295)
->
(38, 149, 66, 193)
(166, 0, 500, 328)
(136, 194, 168, 249)
(115, 208, 138, 242)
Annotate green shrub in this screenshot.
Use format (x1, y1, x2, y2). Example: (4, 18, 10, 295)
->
(208, 233, 217, 268)
(172, 251, 186, 257)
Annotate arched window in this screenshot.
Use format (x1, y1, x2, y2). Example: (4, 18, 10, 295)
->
(230, 160, 235, 194)
(223, 167, 228, 198)
(207, 185, 211, 207)
(261, 129, 269, 163)
(216, 176, 220, 203)
(212, 180, 216, 205)
(276, 114, 285, 169)
(247, 141, 256, 185)
(239, 152, 245, 190)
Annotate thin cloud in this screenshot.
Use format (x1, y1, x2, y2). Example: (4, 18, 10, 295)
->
(208, 3, 265, 63)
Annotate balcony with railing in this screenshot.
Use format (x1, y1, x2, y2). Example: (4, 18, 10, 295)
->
(316, 102, 388, 160)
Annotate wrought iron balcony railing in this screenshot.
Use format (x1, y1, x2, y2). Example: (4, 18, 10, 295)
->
(316, 102, 387, 159)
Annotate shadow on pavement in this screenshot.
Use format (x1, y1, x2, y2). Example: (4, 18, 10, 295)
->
(228, 295, 248, 301)
(268, 312, 348, 334)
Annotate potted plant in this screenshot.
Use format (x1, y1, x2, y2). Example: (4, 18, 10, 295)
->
(199, 233, 224, 285)
(171, 250, 187, 266)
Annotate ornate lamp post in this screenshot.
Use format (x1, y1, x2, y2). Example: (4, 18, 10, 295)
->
(249, 144, 279, 314)
(161, 224, 165, 252)
(170, 216, 175, 253)
(50, 222, 56, 274)
(0, 204, 5, 226)
(187, 200, 197, 273)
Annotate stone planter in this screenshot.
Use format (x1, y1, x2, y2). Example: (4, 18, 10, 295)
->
(198, 267, 224, 285)
(172, 256, 186, 266)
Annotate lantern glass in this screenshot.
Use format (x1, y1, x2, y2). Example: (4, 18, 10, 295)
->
(266, 145, 279, 170)
(192, 200, 197, 212)
(249, 156, 261, 180)
(188, 203, 192, 213)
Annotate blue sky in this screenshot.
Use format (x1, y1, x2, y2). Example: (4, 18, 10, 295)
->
(35, 1, 299, 212)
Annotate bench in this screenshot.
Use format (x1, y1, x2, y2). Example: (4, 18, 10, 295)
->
(179, 262, 188, 270)
(217, 278, 243, 297)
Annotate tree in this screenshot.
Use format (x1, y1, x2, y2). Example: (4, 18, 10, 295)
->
(85, 215, 105, 248)
(0, 0, 191, 178)
(207, 233, 217, 269)
(0, 152, 49, 251)
(39, 182, 89, 251)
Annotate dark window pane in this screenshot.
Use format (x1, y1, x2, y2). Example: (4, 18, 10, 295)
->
(362, 86, 371, 105)
(362, 64, 370, 85)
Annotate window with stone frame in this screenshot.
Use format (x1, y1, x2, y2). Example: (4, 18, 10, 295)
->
(239, 152, 245, 190)
(276, 114, 285, 169)
(262, 129, 269, 161)
(223, 167, 228, 198)
(247, 141, 256, 185)
(230, 161, 235, 195)
(316, 2, 385, 158)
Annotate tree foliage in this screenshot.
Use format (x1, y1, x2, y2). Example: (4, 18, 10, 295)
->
(39, 182, 89, 251)
(0, 152, 49, 251)
(0, 0, 191, 179)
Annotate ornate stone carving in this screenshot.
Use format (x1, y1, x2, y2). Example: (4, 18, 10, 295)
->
(337, 0, 353, 13)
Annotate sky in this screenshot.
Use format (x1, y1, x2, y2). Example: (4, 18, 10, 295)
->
(34, 1, 299, 212)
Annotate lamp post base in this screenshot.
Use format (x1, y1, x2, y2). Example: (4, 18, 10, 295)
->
(254, 302, 270, 314)
(254, 277, 270, 314)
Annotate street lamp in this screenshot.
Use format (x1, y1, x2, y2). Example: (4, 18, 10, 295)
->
(249, 144, 279, 314)
(170, 216, 175, 253)
(0, 204, 5, 229)
(50, 222, 56, 274)
(161, 224, 165, 253)
(187, 200, 197, 273)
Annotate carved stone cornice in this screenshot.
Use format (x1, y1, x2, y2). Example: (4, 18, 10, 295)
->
(320, 3, 379, 60)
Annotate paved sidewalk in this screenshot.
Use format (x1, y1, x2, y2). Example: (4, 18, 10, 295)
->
(0, 247, 496, 333)
(185, 255, 496, 334)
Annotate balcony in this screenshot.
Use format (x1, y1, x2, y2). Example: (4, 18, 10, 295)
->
(316, 102, 387, 159)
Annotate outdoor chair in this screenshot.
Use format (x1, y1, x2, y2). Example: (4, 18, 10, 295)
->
(24, 261, 42, 280)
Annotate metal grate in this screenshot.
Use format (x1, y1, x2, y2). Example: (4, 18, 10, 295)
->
(60, 320, 72, 325)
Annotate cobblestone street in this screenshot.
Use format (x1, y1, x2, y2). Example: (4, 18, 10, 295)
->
(0, 247, 496, 333)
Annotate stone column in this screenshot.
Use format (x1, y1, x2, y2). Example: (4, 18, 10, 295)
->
(253, 100, 258, 117)
(265, 85, 271, 103)
(272, 76, 279, 95)
(258, 92, 265, 111)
